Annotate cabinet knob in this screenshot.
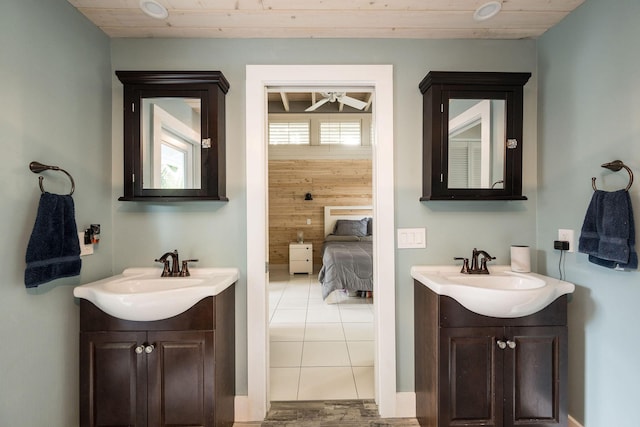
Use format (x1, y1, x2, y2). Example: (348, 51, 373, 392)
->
(135, 345, 144, 354)
(507, 340, 517, 349)
(144, 344, 155, 354)
(496, 340, 507, 350)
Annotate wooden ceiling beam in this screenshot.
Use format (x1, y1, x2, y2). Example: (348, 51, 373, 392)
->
(280, 92, 290, 112)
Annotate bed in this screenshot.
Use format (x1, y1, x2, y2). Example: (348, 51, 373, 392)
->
(318, 205, 373, 300)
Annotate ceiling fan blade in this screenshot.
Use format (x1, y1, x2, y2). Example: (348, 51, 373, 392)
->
(305, 97, 330, 112)
(338, 95, 368, 110)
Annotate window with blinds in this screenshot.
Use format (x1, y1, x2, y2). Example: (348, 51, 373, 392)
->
(267, 114, 372, 155)
(319, 120, 362, 145)
(268, 121, 310, 145)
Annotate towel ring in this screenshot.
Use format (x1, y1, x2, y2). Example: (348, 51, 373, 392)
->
(29, 161, 76, 196)
(591, 160, 633, 192)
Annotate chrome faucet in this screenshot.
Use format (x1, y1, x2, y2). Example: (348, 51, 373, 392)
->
(155, 250, 198, 277)
(454, 248, 495, 274)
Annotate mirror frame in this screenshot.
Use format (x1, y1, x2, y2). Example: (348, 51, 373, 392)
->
(419, 71, 531, 201)
(116, 71, 230, 201)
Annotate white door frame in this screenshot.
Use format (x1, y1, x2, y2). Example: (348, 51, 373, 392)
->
(245, 64, 396, 420)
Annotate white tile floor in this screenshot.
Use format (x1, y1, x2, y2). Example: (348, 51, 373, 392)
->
(269, 269, 374, 401)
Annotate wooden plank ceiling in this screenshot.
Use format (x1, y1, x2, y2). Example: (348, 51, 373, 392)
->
(68, 0, 584, 39)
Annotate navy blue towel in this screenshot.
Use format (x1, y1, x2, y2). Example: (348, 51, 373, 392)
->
(25, 192, 81, 288)
(578, 189, 637, 270)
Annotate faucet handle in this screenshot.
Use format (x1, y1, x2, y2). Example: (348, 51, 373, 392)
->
(180, 259, 199, 277)
(155, 258, 171, 277)
(479, 255, 495, 273)
(454, 257, 470, 274)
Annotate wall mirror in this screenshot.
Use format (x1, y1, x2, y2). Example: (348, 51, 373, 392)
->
(419, 71, 531, 200)
(116, 71, 229, 201)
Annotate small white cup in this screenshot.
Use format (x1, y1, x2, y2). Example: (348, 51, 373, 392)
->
(510, 245, 531, 272)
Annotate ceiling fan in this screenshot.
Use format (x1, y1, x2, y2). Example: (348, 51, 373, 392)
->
(305, 92, 368, 112)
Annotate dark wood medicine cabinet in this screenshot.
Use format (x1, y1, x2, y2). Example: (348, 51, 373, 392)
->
(419, 71, 531, 201)
(116, 71, 230, 201)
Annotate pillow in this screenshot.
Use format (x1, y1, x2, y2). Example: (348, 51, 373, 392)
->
(366, 217, 373, 235)
(333, 218, 369, 237)
(324, 234, 361, 242)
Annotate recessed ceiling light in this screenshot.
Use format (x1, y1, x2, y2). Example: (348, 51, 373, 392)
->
(473, 1, 502, 22)
(139, 0, 168, 19)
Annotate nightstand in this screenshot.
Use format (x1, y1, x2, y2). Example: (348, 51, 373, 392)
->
(289, 243, 313, 274)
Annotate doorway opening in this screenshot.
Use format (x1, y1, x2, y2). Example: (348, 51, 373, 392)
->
(246, 65, 396, 421)
(267, 87, 374, 400)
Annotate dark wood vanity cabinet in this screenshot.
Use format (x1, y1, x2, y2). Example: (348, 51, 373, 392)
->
(415, 281, 567, 427)
(79, 287, 235, 427)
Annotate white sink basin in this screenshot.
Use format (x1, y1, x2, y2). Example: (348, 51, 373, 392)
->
(73, 267, 239, 321)
(411, 265, 574, 318)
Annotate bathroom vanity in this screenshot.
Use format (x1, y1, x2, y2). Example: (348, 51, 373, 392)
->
(76, 269, 237, 427)
(412, 266, 573, 427)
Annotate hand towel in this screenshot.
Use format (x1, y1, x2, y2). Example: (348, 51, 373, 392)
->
(578, 189, 637, 270)
(25, 192, 82, 288)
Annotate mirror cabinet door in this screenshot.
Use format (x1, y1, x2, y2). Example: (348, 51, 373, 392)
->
(447, 95, 507, 190)
(419, 71, 530, 201)
(116, 71, 229, 201)
(140, 94, 204, 191)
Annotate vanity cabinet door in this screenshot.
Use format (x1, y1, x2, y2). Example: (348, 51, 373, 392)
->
(440, 327, 504, 427)
(80, 331, 147, 427)
(504, 326, 567, 427)
(146, 330, 214, 427)
(439, 326, 567, 427)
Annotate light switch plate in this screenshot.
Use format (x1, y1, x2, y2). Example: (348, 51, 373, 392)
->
(78, 231, 94, 256)
(397, 228, 426, 249)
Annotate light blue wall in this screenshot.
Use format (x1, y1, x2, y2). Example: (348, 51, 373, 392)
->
(111, 38, 538, 395)
(0, 0, 112, 426)
(538, 1, 640, 425)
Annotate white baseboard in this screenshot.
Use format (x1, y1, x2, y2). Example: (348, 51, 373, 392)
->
(234, 396, 251, 422)
(393, 395, 582, 425)
(569, 415, 584, 427)
(395, 392, 416, 418)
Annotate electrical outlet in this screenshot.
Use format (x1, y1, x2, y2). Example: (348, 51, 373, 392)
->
(78, 231, 94, 256)
(558, 229, 575, 253)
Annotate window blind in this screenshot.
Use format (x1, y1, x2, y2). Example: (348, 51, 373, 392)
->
(268, 121, 310, 145)
(319, 120, 361, 145)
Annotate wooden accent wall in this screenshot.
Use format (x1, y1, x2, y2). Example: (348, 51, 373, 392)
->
(269, 159, 372, 269)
